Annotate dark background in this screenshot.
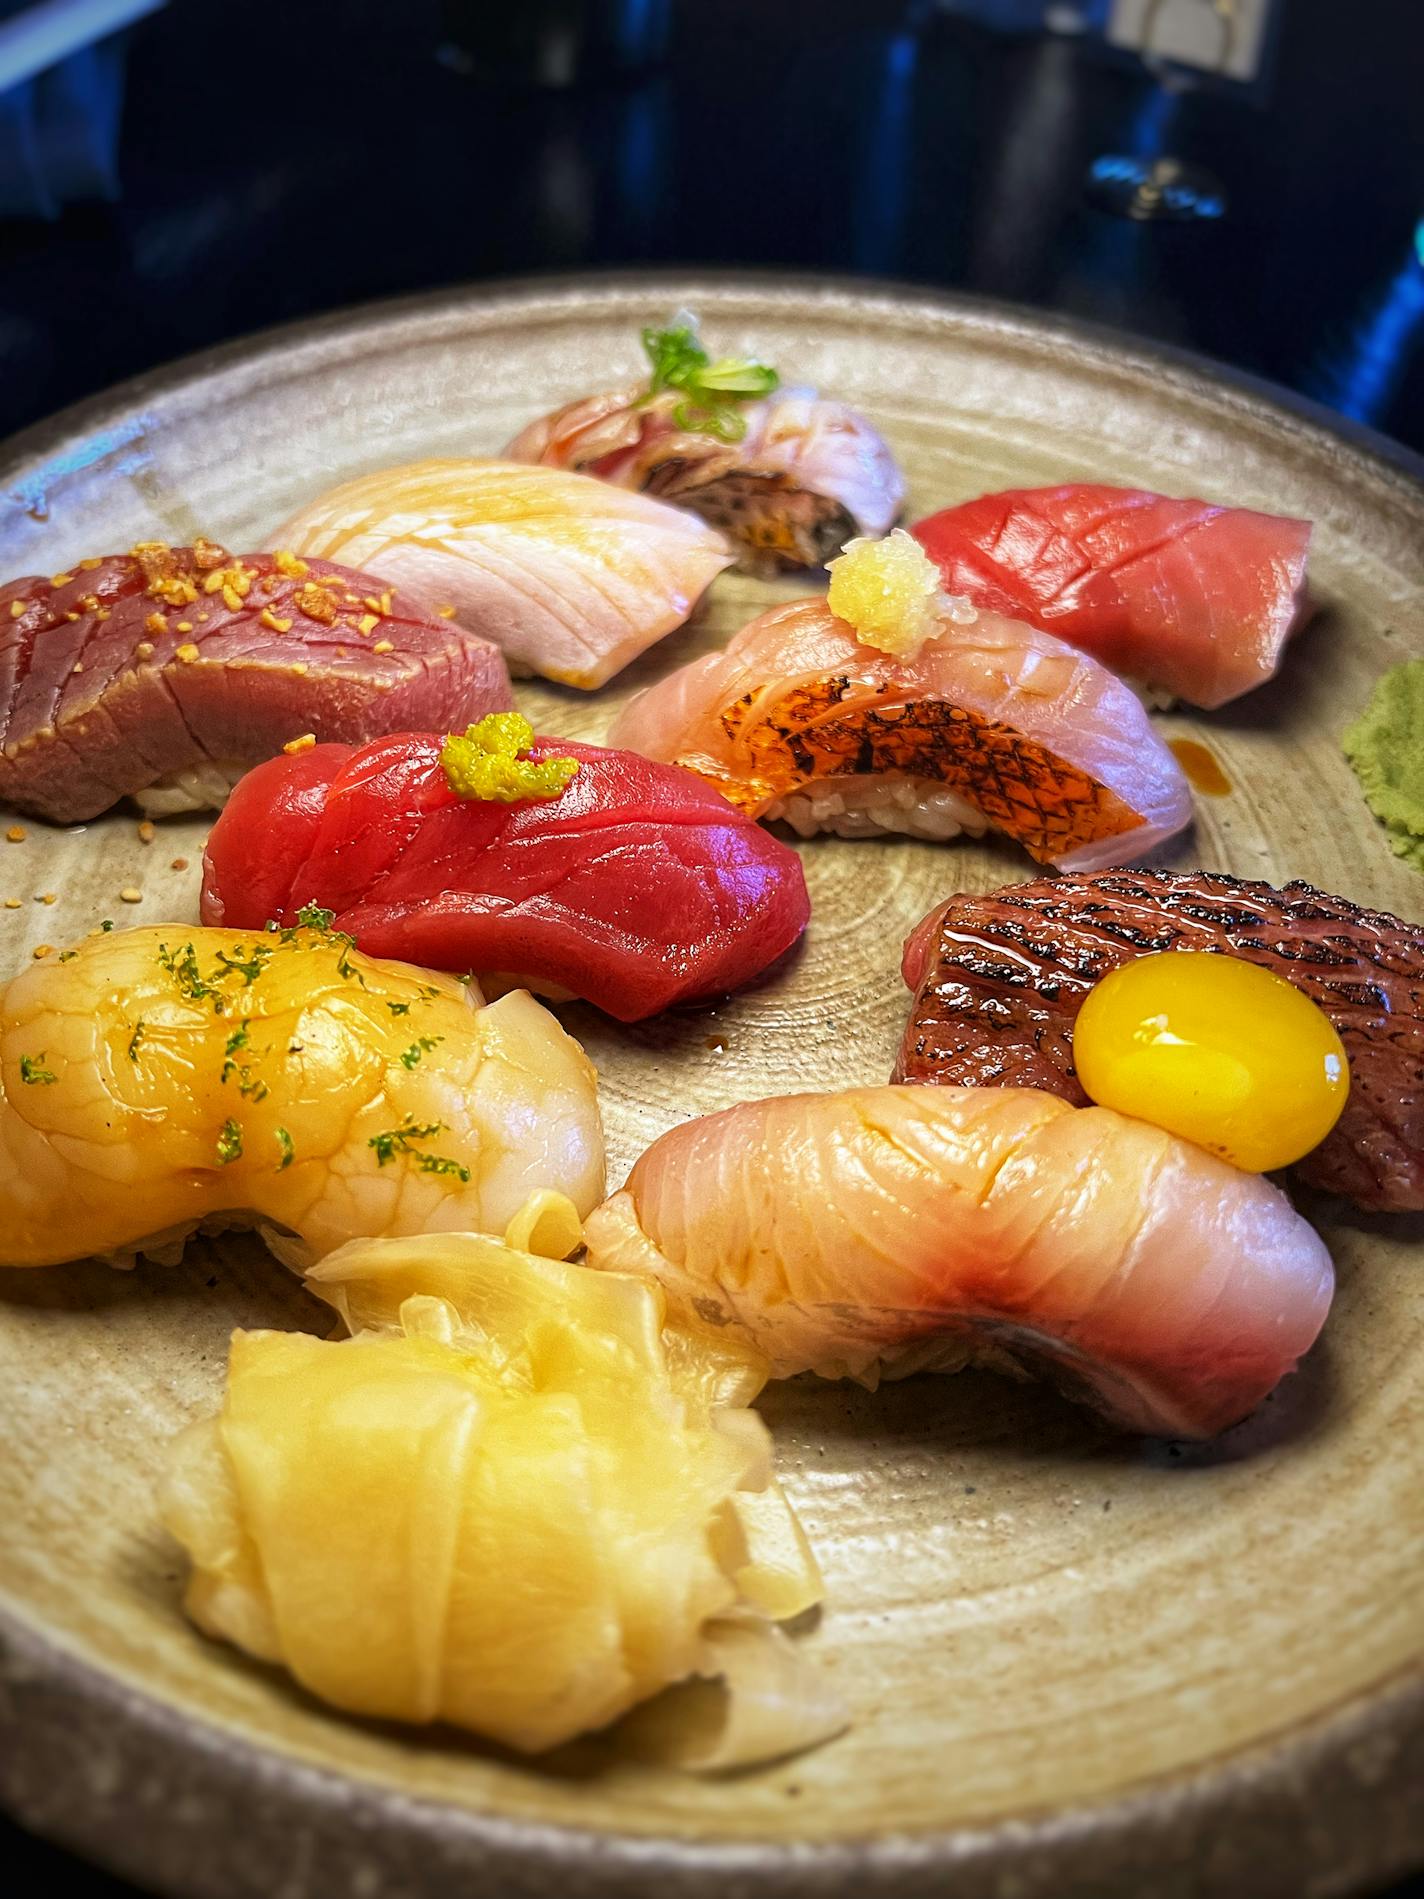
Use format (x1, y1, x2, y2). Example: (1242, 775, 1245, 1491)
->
(3, 0, 1421, 1893)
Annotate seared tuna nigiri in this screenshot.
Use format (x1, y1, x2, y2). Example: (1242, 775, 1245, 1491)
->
(913, 485, 1313, 709)
(0, 540, 511, 823)
(276, 459, 733, 690)
(610, 591, 1192, 872)
(506, 321, 903, 572)
(897, 869, 1424, 1213)
(0, 922, 604, 1271)
(583, 1085, 1334, 1439)
(200, 720, 810, 1022)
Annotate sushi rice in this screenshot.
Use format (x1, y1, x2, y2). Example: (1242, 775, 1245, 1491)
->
(766, 773, 991, 842)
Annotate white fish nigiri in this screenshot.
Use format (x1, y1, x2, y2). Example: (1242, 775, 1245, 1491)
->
(0, 923, 604, 1270)
(276, 458, 733, 689)
(582, 1085, 1335, 1439)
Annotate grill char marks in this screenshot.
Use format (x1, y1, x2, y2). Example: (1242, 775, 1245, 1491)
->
(895, 869, 1424, 1213)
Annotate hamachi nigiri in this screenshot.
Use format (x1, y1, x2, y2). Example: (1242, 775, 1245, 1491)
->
(610, 535, 1191, 872)
(582, 1085, 1335, 1439)
(0, 922, 604, 1271)
(912, 484, 1313, 709)
(506, 323, 904, 572)
(0, 540, 512, 822)
(199, 716, 810, 1023)
(276, 459, 733, 690)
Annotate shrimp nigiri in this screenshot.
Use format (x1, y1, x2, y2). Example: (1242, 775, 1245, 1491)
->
(506, 323, 904, 572)
(0, 922, 603, 1270)
(610, 534, 1192, 872)
(276, 459, 733, 689)
(582, 1085, 1334, 1439)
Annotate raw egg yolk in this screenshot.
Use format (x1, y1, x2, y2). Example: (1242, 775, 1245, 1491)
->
(1073, 952, 1349, 1173)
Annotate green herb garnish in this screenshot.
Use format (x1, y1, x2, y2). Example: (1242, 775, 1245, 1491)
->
(127, 1021, 145, 1062)
(216, 1118, 243, 1165)
(387, 1000, 412, 1016)
(640, 320, 779, 443)
(274, 1127, 294, 1171)
(367, 1115, 471, 1184)
(399, 1035, 443, 1070)
(440, 711, 579, 805)
(295, 902, 336, 932)
(18, 1054, 56, 1085)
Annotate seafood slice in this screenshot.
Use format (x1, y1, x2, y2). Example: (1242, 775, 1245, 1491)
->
(0, 921, 603, 1270)
(276, 459, 734, 689)
(200, 723, 810, 1023)
(913, 485, 1313, 708)
(609, 592, 1192, 871)
(582, 1085, 1335, 1440)
(897, 869, 1424, 1213)
(0, 540, 511, 823)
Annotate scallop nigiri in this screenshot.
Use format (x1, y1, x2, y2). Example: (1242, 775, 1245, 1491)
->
(276, 459, 733, 689)
(506, 321, 904, 571)
(912, 485, 1313, 708)
(199, 715, 810, 1023)
(0, 921, 603, 1270)
(0, 540, 512, 822)
(582, 1085, 1335, 1439)
(610, 532, 1192, 871)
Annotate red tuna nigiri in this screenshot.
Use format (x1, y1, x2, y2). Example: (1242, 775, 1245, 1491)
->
(200, 730, 810, 1022)
(912, 485, 1313, 708)
(583, 1085, 1335, 1439)
(0, 541, 511, 822)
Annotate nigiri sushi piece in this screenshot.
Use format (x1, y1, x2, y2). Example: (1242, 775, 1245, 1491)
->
(0, 540, 512, 822)
(582, 1085, 1335, 1440)
(912, 485, 1313, 709)
(506, 321, 904, 571)
(896, 868, 1424, 1213)
(0, 920, 603, 1271)
(199, 714, 810, 1023)
(163, 1227, 840, 1763)
(276, 459, 733, 690)
(610, 534, 1192, 871)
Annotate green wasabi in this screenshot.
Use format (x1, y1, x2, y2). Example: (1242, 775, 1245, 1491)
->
(1343, 658, 1424, 874)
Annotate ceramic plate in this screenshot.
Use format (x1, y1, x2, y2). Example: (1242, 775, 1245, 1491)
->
(0, 278, 1420, 1899)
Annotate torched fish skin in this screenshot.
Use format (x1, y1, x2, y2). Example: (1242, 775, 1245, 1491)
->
(0, 925, 604, 1270)
(582, 1084, 1335, 1440)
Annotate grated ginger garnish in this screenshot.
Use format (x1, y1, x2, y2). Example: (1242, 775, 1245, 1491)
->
(440, 712, 579, 804)
(826, 528, 970, 660)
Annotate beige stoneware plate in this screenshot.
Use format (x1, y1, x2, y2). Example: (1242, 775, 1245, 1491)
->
(0, 278, 1421, 1899)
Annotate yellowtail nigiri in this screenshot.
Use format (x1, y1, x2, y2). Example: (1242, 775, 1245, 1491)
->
(582, 1085, 1334, 1439)
(609, 533, 1191, 871)
(276, 459, 733, 689)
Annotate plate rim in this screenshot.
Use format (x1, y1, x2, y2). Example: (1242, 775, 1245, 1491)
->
(1, 270, 1421, 1898)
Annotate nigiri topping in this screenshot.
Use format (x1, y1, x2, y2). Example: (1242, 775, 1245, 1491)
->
(641, 320, 780, 443)
(1073, 952, 1349, 1173)
(826, 529, 970, 659)
(440, 712, 580, 804)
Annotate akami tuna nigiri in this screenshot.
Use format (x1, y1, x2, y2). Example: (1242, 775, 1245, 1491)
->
(507, 323, 904, 571)
(0, 540, 511, 822)
(277, 459, 733, 689)
(200, 716, 810, 1022)
(912, 485, 1313, 709)
(610, 536, 1191, 872)
(582, 1085, 1335, 1439)
(0, 921, 604, 1271)
(896, 869, 1424, 1213)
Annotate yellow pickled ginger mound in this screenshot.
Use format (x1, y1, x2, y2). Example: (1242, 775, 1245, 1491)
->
(161, 1215, 843, 1764)
(826, 527, 964, 659)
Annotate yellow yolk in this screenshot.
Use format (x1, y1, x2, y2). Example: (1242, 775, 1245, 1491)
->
(826, 529, 947, 658)
(1073, 951, 1349, 1173)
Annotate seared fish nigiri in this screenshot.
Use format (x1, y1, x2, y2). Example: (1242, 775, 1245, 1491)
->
(582, 1085, 1334, 1439)
(0, 540, 511, 823)
(277, 459, 733, 689)
(913, 484, 1313, 709)
(610, 546, 1191, 871)
(0, 922, 603, 1270)
(507, 321, 903, 572)
(165, 1225, 841, 1764)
